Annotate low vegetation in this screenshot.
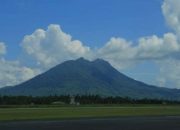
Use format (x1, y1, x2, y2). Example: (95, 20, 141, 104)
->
(0, 106, 180, 121)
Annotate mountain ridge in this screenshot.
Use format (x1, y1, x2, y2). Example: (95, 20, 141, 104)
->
(0, 57, 180, 100)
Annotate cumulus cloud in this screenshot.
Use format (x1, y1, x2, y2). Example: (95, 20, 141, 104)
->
(0, 42, 40, 88)
(162, 0, 180, 36)
(23, 26, 179, 70)
(21, 24, 91, 69)
(98, 37, 135, 60)
(97, 37, 136, 69)
(136, 33, 179, 59)
(96, 33, 180, 70)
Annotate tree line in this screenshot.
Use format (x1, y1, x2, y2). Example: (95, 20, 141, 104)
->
(0, 95, 179, 105)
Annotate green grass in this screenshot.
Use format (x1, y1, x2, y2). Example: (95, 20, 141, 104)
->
(0, 105, 180, 121)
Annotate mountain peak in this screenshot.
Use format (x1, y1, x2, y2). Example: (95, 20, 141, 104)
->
(93, 58, 108, 63)
(76, 57, 86, 61)
(93, 58, 111, 66)
(94, 58, 104, 62)
(76, 57, 109, 64)
(76, 57, 90, 62)
(75, 58, 110, 66)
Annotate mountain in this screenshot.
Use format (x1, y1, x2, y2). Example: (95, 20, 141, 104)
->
(0, 57, 180, 100)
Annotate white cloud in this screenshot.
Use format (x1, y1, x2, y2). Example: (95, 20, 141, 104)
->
(21, 24, 91, 69)
(98, 37, 135, 60)
(136, 33, 179, 60)
(162, 0, 180, 37)
(156, 0, 180, 88)
(0, 42, 40, 88)
(0, 42, 6, 55)
(96, 33, 180, 70)
(0, 58, 40, 87)
(157, 59, 180, 88)
(97, 37, 137, 69)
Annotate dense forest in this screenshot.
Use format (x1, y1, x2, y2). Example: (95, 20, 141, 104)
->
(0, 95, 180, 105)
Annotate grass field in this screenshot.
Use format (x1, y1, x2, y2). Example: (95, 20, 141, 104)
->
(0, 105, 180, 121)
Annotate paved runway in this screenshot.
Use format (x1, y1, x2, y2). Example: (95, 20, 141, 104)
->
(1, 116, 180, 130)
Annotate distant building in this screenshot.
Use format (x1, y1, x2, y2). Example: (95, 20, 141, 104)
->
(70, 96, 76, 105)
(70, 96, 80, 105)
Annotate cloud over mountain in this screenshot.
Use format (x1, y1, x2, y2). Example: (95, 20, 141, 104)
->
(21, 24, 91, 69)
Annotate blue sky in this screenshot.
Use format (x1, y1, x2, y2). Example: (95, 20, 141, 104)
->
(1, 0, 166, 59)
(0, 0, 180, 88)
